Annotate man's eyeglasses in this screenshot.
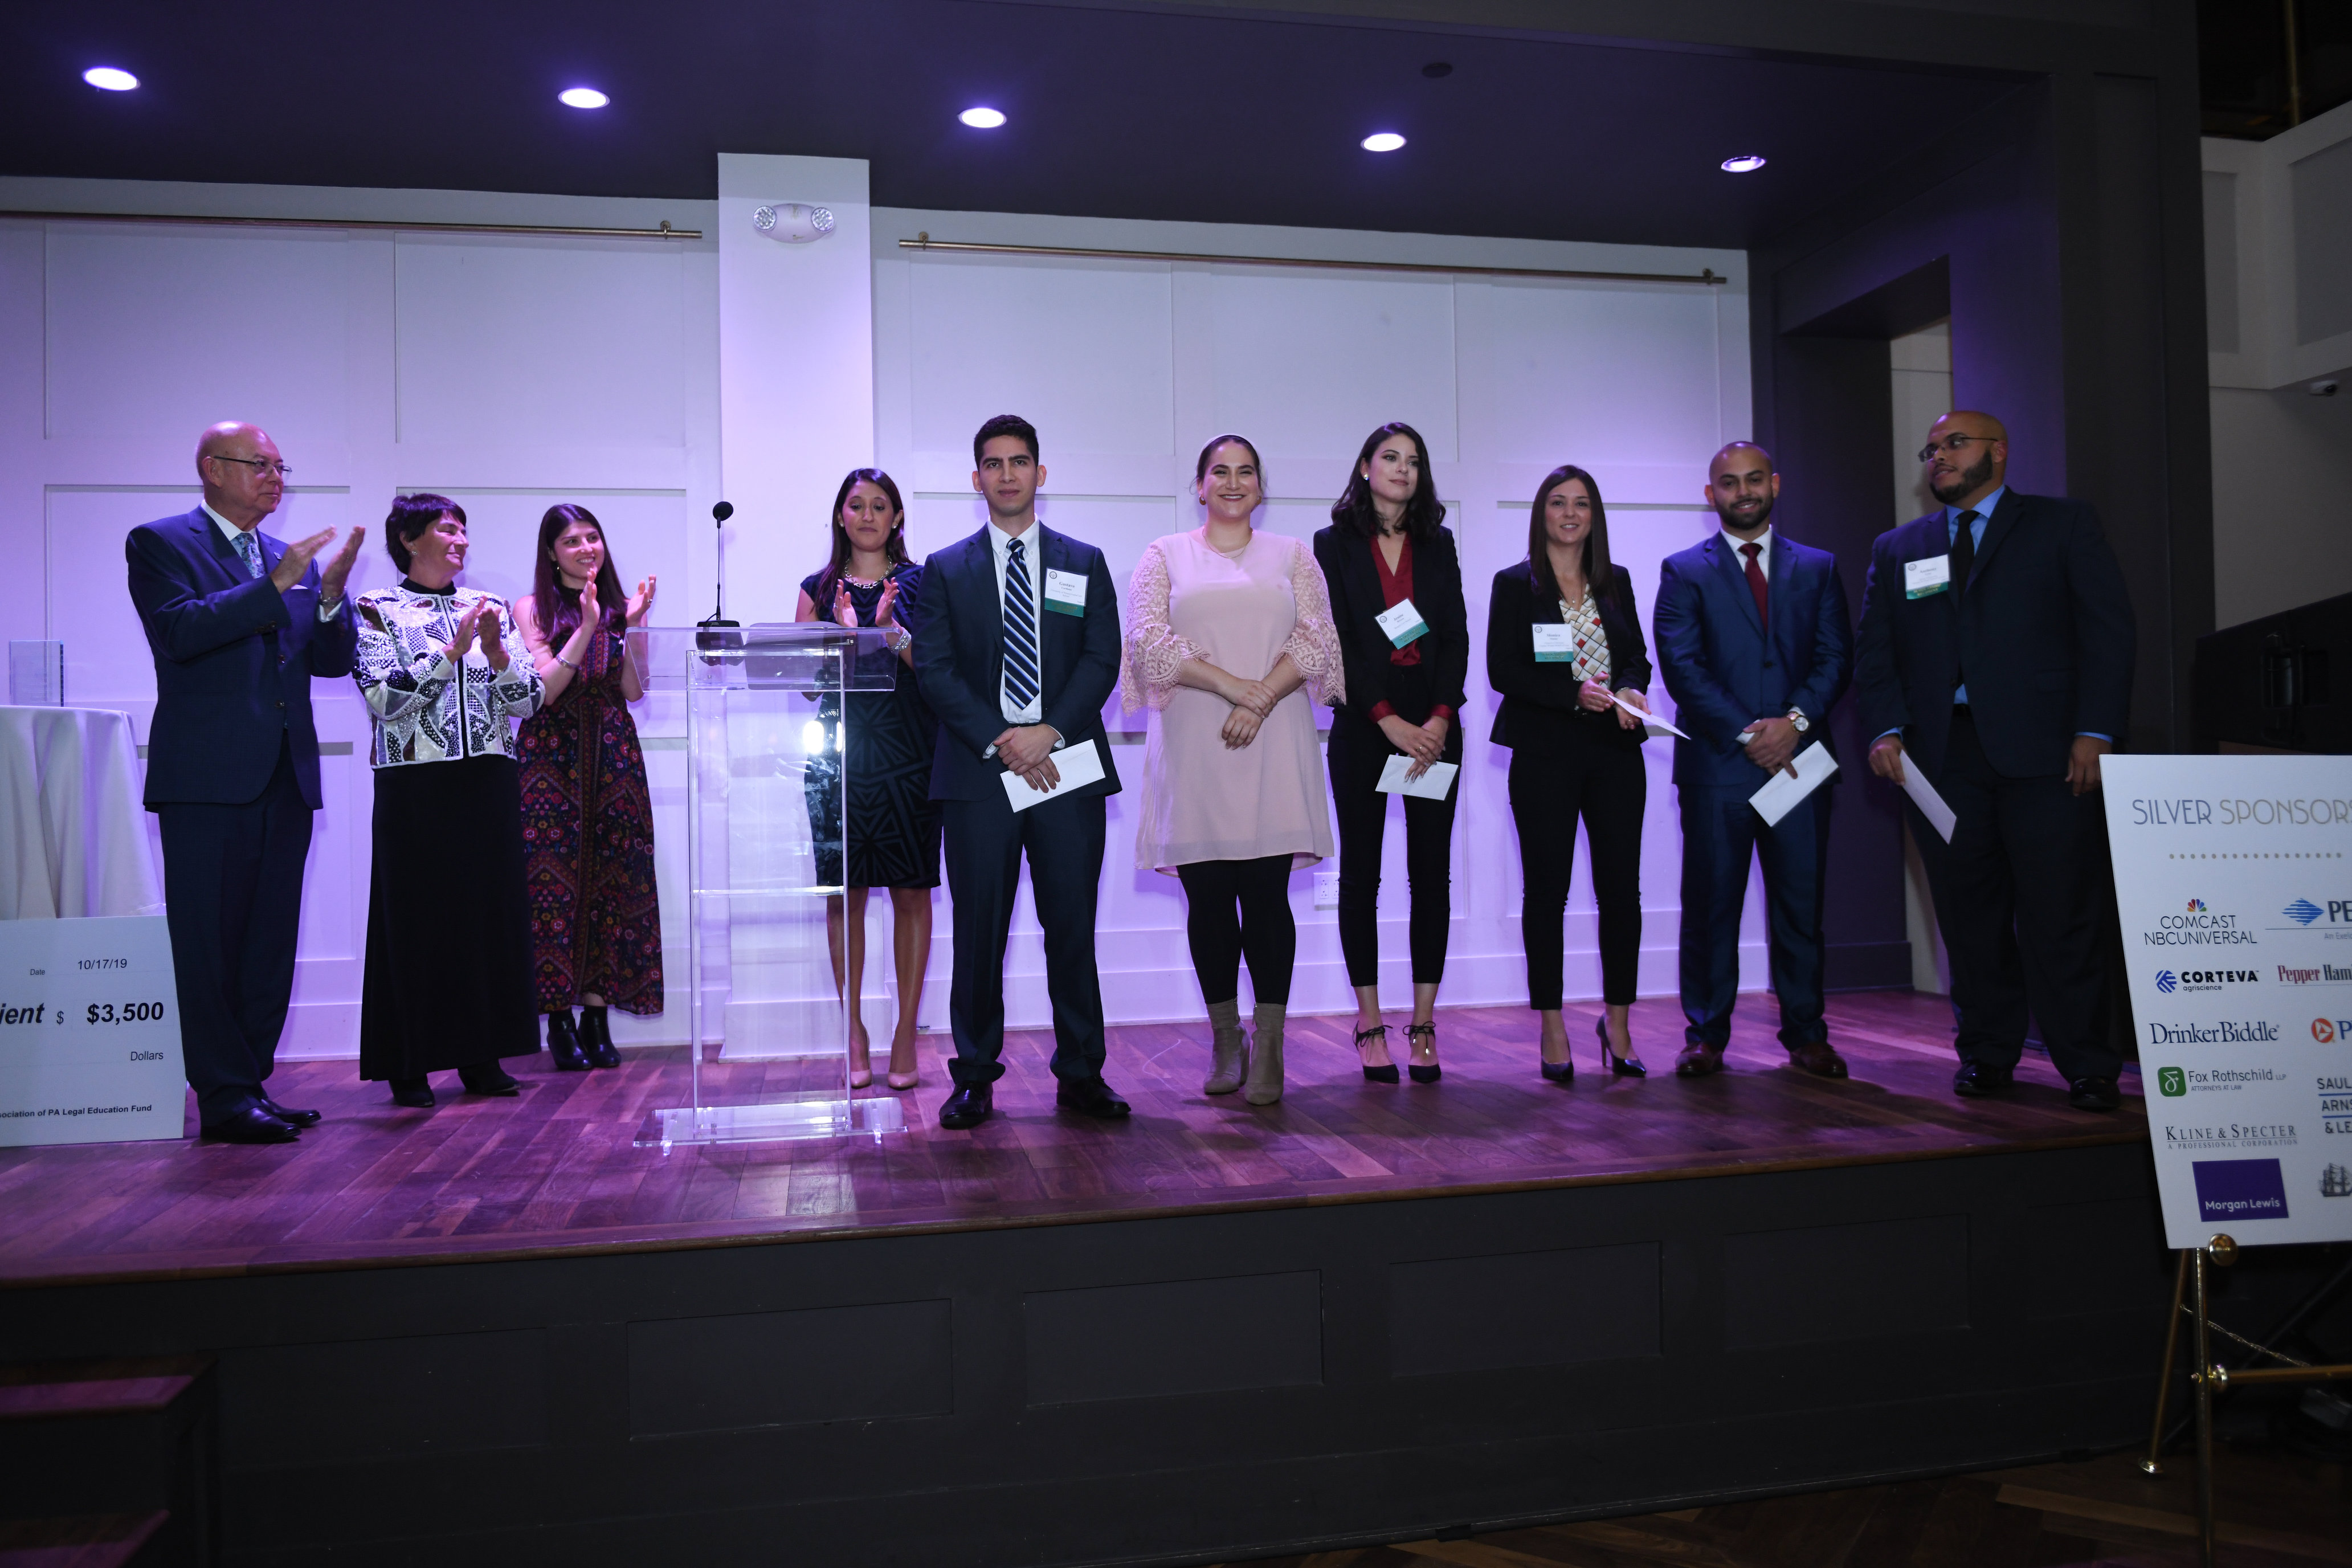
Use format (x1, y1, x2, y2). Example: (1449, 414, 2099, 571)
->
(207, 455, 293, 479)
(1916, 434, 1996, 464)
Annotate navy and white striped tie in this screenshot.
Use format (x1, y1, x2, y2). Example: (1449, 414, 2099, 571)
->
(1003, 537, 1040, 713)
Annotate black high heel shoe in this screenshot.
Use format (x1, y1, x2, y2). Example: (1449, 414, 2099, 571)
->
(1405, 1022, 1440, 1084)
(1597, 1016, 1647, 1078)
(1354, 1023, 1400, 1084)
(547, 1009, 590, 1072)
(579, 1005, 621, 1069)
(1540, 1035, 1575, 1083)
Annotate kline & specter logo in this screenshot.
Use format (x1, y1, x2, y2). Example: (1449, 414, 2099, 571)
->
(2156, 968, 2258, 995)
(2157, 1065, 2187, 1096)
(2192, 1158, 2290, 1220)
(2165, 1122, 2297, 1150)
(2315, 1018, 2352, 1043)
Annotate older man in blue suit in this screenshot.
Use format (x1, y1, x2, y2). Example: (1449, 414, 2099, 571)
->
(126, 422, 363, 1144)
(1653, 442, 1854, 1080)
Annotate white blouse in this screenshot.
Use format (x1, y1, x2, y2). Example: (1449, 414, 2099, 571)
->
(353, 583, 544, 768)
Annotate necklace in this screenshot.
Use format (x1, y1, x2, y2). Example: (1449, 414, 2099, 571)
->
(1204, 529, 1251, 560)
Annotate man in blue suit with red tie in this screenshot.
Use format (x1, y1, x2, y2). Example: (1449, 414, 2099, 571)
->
(126, 422, 363, 1144)
(1653, 442, 1853, 1080)
(1856, 411, 2134, 1110)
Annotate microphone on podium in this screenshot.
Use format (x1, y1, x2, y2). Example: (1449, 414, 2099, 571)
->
(700, 501, 739, 629)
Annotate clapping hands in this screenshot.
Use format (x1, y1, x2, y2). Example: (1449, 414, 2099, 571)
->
(626, 574, 657, 627)
(441, 601, 511, 671)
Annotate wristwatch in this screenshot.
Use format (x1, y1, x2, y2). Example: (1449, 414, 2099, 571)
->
(1786, 709, 1810, 734)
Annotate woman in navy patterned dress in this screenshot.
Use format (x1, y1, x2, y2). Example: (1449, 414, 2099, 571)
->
(795, 469, 940, 1090)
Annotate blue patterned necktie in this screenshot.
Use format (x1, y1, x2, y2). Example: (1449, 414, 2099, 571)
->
(1002, 537, 1040, 713)
(233, 529, 262, 579)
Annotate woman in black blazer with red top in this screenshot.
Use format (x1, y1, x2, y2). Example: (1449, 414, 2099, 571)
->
(1313, 422, 1469, 1084)
(1488, 464, 1656, 1083)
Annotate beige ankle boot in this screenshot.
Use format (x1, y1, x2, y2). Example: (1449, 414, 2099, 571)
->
(1203, 998, 1248, 1094)
(1244, 1002, 1285, 1105)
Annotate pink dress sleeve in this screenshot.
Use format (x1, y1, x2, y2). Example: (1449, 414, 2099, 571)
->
(1278, 537, 1346, 707)
(1120, 538, 1207, 712)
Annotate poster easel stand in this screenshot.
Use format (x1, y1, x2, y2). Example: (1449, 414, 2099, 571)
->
(2139, 1234, 2352, 1566)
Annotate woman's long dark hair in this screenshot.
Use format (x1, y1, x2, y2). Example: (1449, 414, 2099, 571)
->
(1329, 422, 1445, 541)
(533, 503, 627, 646)
(1528, 466, 1623, 612)
(810, 468, 909, 616)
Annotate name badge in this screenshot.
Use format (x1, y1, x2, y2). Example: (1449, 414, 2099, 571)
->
(1904, 556, 1953, 599)
(1043, 567, 1088, 616)
(1532, 625, 1574, 663)
(1375, 597, 1429, 648)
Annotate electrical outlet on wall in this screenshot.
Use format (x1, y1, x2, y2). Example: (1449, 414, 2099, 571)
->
(1313, 872, 1341, 910)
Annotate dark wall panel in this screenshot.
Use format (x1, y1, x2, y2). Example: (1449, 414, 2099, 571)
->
(1389, 1243, 1661, 1375)
(1023, 1271, 1322, 1404)
(627, 1300, 953, 1436)
(1722, 1215, 1970, 1348)
(222, 1329, 548, 1467)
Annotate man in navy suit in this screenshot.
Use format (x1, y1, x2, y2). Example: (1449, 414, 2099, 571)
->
(1855, 411, 2135, 1110)
(126, 422, 362, 1144)
(909, 414, 1128, 1131)
(1653, 443, 1854, 1080)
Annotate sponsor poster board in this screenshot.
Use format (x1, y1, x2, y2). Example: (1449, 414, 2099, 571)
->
(2104, 756, 2352, 1248)
(0, 915, 186, 1146)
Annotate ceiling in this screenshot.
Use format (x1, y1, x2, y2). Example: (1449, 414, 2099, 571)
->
(1, 1, 2030, 250)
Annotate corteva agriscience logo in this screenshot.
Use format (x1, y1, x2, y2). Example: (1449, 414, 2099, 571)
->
(2192, 1158, 2290, 1221)
(2146, 901, 2254, 948)
(2155, 968, 2258, 995)
(2146, 1018, 2280, 1047)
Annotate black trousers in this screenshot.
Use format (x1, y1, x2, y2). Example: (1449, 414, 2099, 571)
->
(1909, 709, 2119, 1080)
(156, 735, 313, 1125)
(940, 785, 1108, 1087)
(1509, 742, 1645, 1009)
(1176, 854, 1297, 1006)
(1677, 779, 1831, 1050)
(1328, 688, 1458, 989)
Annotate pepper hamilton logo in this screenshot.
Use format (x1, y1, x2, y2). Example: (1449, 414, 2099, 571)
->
(2155, 967, 2257, 995)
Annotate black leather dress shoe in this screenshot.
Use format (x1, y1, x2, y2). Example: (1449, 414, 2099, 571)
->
(1787, 1042, 1849, 1080)
(201, 1106, 300, 1144)
(2068, 1075, 2121, 1112)
(1055, 1077, 1132, 1118)
(1952, 1060, 2015, 1098)
(938, 1082, 993, 1130)
(260, 1097, 322, 1126)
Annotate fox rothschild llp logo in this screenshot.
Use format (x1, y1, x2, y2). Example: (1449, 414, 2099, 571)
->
(2158, 1066, 2187, 1096)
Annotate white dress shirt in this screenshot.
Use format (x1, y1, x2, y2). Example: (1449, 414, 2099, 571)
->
(203, 501, 343, 620)
(986, 518, 1047, 727)
(1720, 524, 1773, 577)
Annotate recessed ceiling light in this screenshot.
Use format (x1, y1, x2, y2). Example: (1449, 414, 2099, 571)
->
(1720, 154, 1767, 173)
(959, 106, 1006, 129)
(558, 87, 609, 109)
(1361, 132, 1407, 153)
(83, 67, 138, 92)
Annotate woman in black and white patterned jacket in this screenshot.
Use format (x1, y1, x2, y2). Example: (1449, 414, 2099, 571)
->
(351, 493, 545, 1108)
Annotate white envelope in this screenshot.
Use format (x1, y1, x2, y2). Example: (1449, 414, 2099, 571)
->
(1608, 691, 1689, 740)
(1900, 762, 1958, 843)
(1001, 738, 1106, 812)
(1375, 754, 1457, 800)
(1749, 742, 1839, 826)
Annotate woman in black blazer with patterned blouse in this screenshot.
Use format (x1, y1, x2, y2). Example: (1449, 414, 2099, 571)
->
(1313, 422, 1470, 1085)
(1488, 465, 1656, 1083)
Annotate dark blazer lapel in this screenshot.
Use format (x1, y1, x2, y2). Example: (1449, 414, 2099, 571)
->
(188, 509, 243, 581)
(1036, 525, 1073, 693)
(1706, 534, 1766, 638)
(1967, 490, 2026, 587)
(1766, 532, 1796, 654)
(963, 527, 1003, 647)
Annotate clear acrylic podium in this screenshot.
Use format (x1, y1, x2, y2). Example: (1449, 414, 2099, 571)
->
(630, 624, 910, 1147)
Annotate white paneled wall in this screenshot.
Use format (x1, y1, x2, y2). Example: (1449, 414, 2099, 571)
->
(0, 178, 720, 1057)
(872, 207, 1760, 1031)
(5, 175, 1761, 1060)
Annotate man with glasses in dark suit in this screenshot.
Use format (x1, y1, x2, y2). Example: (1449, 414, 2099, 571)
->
(1854, 410, 2134, 1110)
(126, 422, 363, 1143)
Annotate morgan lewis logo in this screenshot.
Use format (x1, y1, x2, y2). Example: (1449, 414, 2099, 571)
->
(2156, 969, 2257, 995)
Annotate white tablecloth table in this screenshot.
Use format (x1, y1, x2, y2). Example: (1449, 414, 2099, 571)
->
(0, 705, 165, 919)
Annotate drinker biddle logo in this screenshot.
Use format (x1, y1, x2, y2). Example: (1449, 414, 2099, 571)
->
(2155, 968, 2257, 995)
(2146, 1018, 2278, 1047)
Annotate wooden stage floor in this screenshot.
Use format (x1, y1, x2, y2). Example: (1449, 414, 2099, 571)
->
(0, 991, 2147, 1288)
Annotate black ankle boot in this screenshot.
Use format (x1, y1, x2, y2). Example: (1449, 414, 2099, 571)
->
(579, 1006, 620, 1069)
(547, 1009, 589, 1072)
(459, 1063, 519, 1096)
(389, 1076, 435, 1108)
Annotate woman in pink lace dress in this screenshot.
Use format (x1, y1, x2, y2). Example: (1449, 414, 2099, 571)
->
(1122, 434, 1344, 1106)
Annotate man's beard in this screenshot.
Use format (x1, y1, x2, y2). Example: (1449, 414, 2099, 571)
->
(1928, 448, 1995, 505)
(1714, 493, 1774, 532)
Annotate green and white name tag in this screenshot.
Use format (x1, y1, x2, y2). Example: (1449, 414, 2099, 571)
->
(1043, 567, 1088, 617)
(1904, 556, 1953, 599)
(1532, 624, 1574, 663)
(1375, 597, 1428, 648)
